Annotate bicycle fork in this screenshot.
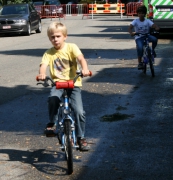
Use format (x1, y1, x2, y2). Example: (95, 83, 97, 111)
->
(59, 116, 79, 150)
(143, 46, 154, 64)
(144, 38, 155, 63)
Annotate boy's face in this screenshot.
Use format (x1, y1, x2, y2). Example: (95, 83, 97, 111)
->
(48, 30, 67, 50)
(138, 12, 146, 20)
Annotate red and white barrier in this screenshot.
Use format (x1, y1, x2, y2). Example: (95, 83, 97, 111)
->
(126, 2, 143, 17)
(34, 3, 126, 19)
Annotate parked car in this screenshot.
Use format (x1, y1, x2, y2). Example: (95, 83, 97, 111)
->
(42, 0, 63, 17)
(0, 3, 42, 36)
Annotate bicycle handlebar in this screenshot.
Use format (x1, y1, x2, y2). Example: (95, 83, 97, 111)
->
(36, 70, 92, 89)
(135, 31, 159, 36)
(36, 76, 55, 87)
(135, 33, 150, 36)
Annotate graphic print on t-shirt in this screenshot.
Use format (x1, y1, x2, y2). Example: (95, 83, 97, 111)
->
(54, 57, 74, 79)
(137, 25, 147, 33)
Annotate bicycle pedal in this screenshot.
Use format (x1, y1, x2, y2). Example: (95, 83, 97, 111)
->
(46, 134, 56, 137)
(60, 146, 65, 151)
(44, 129, 56, 137)
(74, 145, 79, 149)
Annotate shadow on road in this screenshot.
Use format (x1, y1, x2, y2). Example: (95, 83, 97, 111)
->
(0, 148, 71, 175)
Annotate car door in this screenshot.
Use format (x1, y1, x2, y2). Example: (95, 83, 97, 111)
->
(29, 4, 39, 30)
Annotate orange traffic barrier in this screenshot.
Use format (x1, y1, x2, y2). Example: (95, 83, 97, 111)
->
(89, 3, 125, 14)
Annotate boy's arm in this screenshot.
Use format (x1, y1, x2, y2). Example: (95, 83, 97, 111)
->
(38, 63, 48, 80)
(128, 24, 135, 36)
(77, 54, 90, 77)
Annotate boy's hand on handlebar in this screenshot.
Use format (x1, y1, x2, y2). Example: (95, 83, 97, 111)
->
(81, 70, 91, 77)
(36, 74, 46, 81)
(130, 32, 135, 37)
(155, 27, 160, 31)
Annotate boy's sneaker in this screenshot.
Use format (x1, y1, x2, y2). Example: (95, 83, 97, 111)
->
(44, 123, 56, 137)
(138, 62, 144, 70)
(152, 50, 156, 58)
(77, 138, 90, 151)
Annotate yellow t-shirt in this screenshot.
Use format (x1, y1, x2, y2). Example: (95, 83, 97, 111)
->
(41, 43, 82, 87)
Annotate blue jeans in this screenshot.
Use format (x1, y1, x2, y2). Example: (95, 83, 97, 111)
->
(135, 35, 158, 57)
(48, 87, 86, 138)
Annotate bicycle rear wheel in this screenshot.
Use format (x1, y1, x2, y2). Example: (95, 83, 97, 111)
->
(64, 119, 73, 175)
(148, 49, 155, 77)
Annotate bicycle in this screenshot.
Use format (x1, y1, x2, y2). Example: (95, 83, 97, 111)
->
(135, 32, 159, 77)
(36, 70, 92, 175)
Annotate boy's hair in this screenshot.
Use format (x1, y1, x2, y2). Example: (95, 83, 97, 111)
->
(137, 5, 147, 15)
(47, 22, 67, 37)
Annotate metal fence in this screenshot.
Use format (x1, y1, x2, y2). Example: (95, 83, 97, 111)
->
(34, 3, 126, 19)
(126, 2, 143, 17)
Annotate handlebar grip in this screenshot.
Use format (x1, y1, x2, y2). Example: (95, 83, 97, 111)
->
(89, 71, 92, 76)
(36, 76, 48, 81)
(36, 76, 40, 81)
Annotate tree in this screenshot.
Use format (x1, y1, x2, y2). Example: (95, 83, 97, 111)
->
(1, 0, 31, 5)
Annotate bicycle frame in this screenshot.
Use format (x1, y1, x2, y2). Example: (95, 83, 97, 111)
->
(143, 35, 153, 63)
(57, 89, 78, 150)
(135, 33, 155, 77)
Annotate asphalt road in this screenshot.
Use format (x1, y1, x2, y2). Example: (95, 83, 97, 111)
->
(0, 15, 173, 180)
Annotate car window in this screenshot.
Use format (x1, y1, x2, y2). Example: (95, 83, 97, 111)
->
(1, 5, 28, 15)
(29, 4, 36, 12)
(1, 6, 17, 15)
(16, 5, 28, 14)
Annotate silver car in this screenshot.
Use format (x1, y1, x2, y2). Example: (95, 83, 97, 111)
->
(0, 3, 42, 36)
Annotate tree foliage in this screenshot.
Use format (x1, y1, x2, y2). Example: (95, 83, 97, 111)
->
(1, 0, 32, 5)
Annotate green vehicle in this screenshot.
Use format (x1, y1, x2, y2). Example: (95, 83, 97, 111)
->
(146, 0, 173, 31)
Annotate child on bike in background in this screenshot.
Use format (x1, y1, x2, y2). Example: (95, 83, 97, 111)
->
(37, 22, 90, 151)
(128, 5, 160, 69)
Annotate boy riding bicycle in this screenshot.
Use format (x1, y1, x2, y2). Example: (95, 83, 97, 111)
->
(37, 22, 90, 151)
(128, 5, 160, 69)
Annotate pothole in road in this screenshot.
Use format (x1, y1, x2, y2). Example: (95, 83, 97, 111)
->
(100, 112, 134, 122)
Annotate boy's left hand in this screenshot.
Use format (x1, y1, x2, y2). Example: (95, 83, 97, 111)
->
(155, 27, 160, 31)
(152, 24, 160, 31)
(82, 69, 90, 77)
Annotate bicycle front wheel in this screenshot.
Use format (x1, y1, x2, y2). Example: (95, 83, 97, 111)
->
(64, 119, 73, 175)
(143, 62, 147, 74)
(148, 49, 155, 77)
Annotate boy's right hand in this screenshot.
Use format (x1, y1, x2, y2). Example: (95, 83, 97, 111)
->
(130, 32, 135, 37)
(36, 74, 46, 80)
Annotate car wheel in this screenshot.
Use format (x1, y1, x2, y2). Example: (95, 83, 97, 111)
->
(36, 21, 42, 33)
(25, 23, 31, 36)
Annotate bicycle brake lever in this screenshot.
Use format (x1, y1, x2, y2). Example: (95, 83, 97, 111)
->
(37, 81, 50, 87)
